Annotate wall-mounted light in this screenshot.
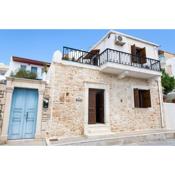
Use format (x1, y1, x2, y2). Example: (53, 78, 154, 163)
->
(43, 98, 49, 108)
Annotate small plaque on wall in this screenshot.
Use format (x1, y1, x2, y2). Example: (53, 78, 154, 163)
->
(76, 97, 82, 102)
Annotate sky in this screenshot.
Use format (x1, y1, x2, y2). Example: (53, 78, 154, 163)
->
(0, 29, 175, 64)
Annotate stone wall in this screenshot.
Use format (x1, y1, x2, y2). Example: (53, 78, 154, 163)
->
(0, 83, 6, 135)
(48, 62, 162, 138)
(41, 84, 51, 138)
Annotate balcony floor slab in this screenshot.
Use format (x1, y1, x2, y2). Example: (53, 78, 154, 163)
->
(100, 62, 161, 79)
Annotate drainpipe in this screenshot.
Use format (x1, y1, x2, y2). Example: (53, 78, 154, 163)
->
(156, 77, 165, 128)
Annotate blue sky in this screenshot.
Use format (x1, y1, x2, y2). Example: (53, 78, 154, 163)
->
(0, 29, 175, 64)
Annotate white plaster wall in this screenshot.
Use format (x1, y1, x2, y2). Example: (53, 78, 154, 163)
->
(8, 59, 44, 79)
(164, 103, 175, 130)
(166, 58, 175, 76)
(94, 33, 159, 60)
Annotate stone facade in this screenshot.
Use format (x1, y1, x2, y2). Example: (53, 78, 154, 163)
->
(0, 83, 6, 135)
(47, 61, 162, 138)
(41, 84, 51, 138)
(0, 61, 163, 141)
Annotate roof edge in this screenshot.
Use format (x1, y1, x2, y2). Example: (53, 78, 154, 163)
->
(12, 56, 51, 67)
(90, 30, 160, 51)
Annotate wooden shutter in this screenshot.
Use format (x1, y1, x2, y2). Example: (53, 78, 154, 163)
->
(134, 89, 140, 107)
(88, 89, 96, 124)
(143, 90, 151, 108)
(96, 90, 104, 123)
(140, 47, 146, 64)
(131, 45, 137, 63)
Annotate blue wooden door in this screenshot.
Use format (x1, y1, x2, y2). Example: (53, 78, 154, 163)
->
(8, 88, 38, 140)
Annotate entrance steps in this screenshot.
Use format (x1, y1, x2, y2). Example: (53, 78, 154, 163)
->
(46, 130, 175, 146)
(84, 124, 113, 136)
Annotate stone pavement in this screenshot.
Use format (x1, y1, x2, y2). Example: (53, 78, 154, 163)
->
(2, 138, 175, 146)
(1, 139, 47, 146)
(129, 139, 175, 146)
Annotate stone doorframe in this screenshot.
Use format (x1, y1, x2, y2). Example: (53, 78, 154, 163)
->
(0, 77, 46, 142)
(84, 82, 110, 127)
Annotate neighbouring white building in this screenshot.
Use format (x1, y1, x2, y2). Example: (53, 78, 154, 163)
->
(6, 56, 50, 80)
(159, 50, 175, 76)
(0, 63, 9, 82)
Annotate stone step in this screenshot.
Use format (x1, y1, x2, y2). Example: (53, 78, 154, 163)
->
(47, 130, 175, 146)
(84, 124, 112, 136)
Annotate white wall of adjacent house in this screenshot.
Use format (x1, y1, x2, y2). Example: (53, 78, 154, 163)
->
(165, 58, 175, 76)
(164, 103, 175, 130)
(7, 59, 44, 80)
(0, 63, 9, 81)
(93, 32, 159, 60)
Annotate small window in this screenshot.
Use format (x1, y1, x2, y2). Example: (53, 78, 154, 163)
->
(0, 72, 5, 75)
(31, 67, 37, 74)
(134, 88, 151, 108)
(20, 65, 26, 70)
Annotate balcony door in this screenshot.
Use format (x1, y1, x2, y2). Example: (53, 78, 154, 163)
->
(131, 45, 146, 64)
(88, 89, 104, 124)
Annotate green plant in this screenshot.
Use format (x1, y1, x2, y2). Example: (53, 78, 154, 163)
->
(161, 69, 175, 94)
(63, 54, 69, 60)
(12, 69, 37, 79)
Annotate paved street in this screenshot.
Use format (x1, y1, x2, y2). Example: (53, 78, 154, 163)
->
(128, 139, 175, 146)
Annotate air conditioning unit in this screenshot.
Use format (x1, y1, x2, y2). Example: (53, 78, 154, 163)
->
(115, 35, 126, 46)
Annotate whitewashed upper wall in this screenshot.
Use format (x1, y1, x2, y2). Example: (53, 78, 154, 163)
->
(8, 59, 44, 79)
(93, 33, 159, 60)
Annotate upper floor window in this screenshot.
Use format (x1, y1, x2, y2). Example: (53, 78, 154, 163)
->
(134, 88, 151, 108)
(31, 66, 38, 74)
(159, 54, 165, 60)
(0, 72, 5, 75)
(20, 65, 26, 70)
(131, 45, 146, 64)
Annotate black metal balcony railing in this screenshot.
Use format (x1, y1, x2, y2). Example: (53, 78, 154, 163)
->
(62, 46, 161, 72)
(62, 46, 99, 65)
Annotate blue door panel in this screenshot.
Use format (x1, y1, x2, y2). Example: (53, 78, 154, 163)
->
(8, 88, 26, 139)
(10, 110, 23, 137)
(23, 90, 38, 138)
(8, 88, 38, 140)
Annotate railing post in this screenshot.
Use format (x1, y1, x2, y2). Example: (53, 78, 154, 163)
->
(98, 54, 100, 66)
(119, 51, 121, 64)
(107, 49, 108, 63)
(150, 59, 152, 70)
(62, 47, 65, 59)
(159, 61, 161, 71)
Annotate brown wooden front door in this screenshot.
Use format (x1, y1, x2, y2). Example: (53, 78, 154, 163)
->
(88, 89, 104, 124)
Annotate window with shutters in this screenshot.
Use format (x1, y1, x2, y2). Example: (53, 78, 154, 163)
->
(134, 88, 151, 108)
(131, 45, 146, 64)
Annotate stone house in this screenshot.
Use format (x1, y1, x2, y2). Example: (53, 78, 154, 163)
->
(0, 30, 164, 142)
(47, 30, 164, 138)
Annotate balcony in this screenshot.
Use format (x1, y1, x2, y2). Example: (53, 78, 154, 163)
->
(62, 47, 161, 79)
